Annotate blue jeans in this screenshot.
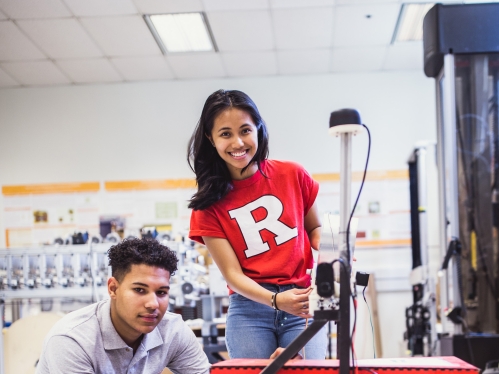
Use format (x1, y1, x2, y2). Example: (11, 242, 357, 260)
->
(225, 283, 328, 359)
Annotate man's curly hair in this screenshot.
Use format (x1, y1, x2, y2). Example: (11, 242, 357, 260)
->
(107, 237, 178, 282)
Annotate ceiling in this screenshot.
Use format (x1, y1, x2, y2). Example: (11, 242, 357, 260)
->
(0, 0, 447, 88)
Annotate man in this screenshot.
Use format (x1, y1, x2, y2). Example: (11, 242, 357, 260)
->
(36, 237, 210, 374)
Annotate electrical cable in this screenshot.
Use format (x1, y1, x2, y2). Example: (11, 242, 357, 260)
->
(346, 124, 371, 258)
(457, 315, 476, 366)
(352, 296, 358, 374)
(456, 124, 496, 299)
(363, 286, 376, 358)
(346, 123, 371, 373)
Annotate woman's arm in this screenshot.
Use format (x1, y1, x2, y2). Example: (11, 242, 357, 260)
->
(304, 201, 321, 250)
(203, 236, 312, 318)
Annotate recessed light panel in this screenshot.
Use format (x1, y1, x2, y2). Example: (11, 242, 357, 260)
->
(145, 13, 216, 53)
(393, 3, 434, 42)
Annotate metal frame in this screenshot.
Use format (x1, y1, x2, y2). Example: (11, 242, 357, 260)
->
(435, 53, 464, 335)
(435, 66, 451, 335)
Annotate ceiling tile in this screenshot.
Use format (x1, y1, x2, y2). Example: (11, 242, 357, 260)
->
(270, 0, 335, 8)
(57, 59, 123, 83)
(0, 0, 72, 19)
(383, 42, 424, 70)
(111, 56, 174, 81)
(331, 46, 387, 72)
(333, 3, 400, 47)
(277, 49, 330, 75)
(132, 0, 203, 13)
(222, 51, 277, 77)
(1, 60, 70, 85)
(63, 0, 138, 16)
(0, 66, 19, 87)
(202, 0, 269, 11)
(273, 7, 333, 50)
(0, 21, 46, 61)
(80, 16, 161, 57)
(208, 10, 274, 51)
(167, 52, 225, 79)
(17, 19, 103, 59)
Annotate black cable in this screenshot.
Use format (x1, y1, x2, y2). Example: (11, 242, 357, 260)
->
(363, 286, 376, 358)
(457, 315, 476, 366)
(456, 120, 496, 299)
(346, 123, 371, 258)
(347, 123, 371, 372)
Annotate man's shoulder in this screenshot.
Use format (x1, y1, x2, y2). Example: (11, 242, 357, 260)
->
(156, 312, 193, 336)
(157, 311, 185, 329)
(48, 300, 102, 338)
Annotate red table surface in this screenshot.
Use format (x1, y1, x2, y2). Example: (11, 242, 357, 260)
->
(210, 356, 479, 373)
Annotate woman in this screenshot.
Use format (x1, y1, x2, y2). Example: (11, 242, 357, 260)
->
(188, 89, 327, 359)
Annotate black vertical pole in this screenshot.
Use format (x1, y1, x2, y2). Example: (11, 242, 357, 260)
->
(338, 257, 351, 374)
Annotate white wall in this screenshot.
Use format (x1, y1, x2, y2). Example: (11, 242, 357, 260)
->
(0, 69, 437, 358)
(0, 70, 436, 185)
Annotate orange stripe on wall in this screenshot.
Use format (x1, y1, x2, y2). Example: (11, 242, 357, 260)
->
(356, 238, 411, 247)
(2, 182, 100, 195)
(1, 170, 407, 196)
(312, 169, 408, 182)
(313, 173, 341, 182)
(105, 179, 196, 191)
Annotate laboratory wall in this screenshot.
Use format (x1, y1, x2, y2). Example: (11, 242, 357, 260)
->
(0, 69, 437, 358)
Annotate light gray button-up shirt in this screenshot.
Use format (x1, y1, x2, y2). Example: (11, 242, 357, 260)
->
(35, 299, 210, 374)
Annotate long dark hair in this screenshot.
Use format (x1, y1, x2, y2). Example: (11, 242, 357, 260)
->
(187, 89, 269, 210)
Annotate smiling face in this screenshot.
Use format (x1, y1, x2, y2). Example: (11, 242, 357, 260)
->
(209, 108, 259, 180)
(108, 263, 170, 347)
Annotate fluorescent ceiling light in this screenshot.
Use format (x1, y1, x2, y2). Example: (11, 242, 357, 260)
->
(144, 13, 216, 53)
(393, 3, 435, 42)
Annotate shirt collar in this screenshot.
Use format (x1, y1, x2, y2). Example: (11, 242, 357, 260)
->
(98, 299, 164, 351)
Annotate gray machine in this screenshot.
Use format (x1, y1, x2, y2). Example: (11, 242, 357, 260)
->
(0, 242, 111, 374)
(421, 2, 499, 369)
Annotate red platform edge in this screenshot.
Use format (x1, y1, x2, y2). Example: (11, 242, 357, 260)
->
(210, 356, 479, 373)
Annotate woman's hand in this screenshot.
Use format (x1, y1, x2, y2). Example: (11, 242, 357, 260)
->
(275, 287, 313, 318)
(269, 347, 303, 360)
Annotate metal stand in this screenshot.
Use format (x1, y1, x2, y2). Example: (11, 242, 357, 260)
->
(261, 310, 339, 374)
(338, 130, 353, 374)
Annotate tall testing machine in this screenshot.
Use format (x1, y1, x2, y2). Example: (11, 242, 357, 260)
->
(422, 2, 499, 369)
